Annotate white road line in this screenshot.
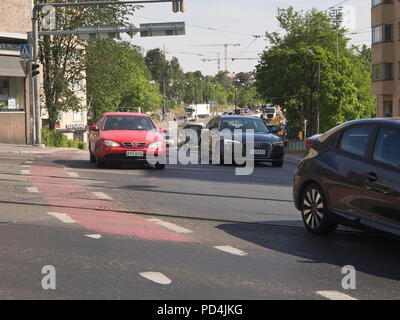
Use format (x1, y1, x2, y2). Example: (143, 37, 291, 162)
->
(67, 172, 79, 178)
(47, 212, 77, 224)
(21, 170, 30, 175)
(93, 192, 113, 200)
(147, 218, 193, 234)
(21, 165, 31, 168)
(26, 186, 39, 193)
(213, 246, 248, 256)
(139, 272, 172, 285)
(25, 161, 33, 164)
(85, 234, 102, 239)
(316, 290, 357, 300)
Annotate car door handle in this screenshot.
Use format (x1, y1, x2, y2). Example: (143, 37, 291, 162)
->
(366, 172, 378, 182)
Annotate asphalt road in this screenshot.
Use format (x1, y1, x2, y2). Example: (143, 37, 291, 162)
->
(0, 149, 400, 300)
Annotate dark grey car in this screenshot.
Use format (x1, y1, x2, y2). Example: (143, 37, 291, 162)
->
(204, 116, 284, 166)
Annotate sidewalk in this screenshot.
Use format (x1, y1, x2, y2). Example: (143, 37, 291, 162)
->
(0, 143, 70, 155)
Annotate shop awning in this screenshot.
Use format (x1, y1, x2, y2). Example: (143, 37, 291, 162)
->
(0, 56, 25, 77)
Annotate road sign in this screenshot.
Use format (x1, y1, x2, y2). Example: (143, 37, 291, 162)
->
(140, 22, 185, 37)
(78, 25, 119, 40)
(20, 44, 31, 60)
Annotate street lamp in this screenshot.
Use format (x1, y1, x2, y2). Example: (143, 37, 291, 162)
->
(307, 49, 321, 134)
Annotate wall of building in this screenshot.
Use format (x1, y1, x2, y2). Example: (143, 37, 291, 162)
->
(0, 0, 33, 35)
(371, 1, 400, 117)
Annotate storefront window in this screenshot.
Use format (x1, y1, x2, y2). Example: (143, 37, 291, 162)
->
(0, 76, 25, 112)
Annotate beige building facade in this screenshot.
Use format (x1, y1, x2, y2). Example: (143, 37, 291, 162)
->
(371, 0, 400, 117)
(0, 0, 33, 144)
(0, 0, 88, 144)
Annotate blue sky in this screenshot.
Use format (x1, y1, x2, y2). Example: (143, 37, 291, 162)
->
(125, 0, 371, 76)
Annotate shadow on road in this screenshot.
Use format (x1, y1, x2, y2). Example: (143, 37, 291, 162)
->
(216, 221, 400, 281)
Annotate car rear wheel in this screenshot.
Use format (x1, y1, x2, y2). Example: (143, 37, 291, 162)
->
(301, 183, 337, 235)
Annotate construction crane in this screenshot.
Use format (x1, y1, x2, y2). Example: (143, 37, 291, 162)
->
(191, 43, 240, 72)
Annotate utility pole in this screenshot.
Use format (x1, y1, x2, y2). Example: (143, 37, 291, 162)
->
(329, 6, 343, 63)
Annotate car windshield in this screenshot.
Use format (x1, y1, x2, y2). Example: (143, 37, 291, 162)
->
(102, 115, 155, 131)
(221, 118, 270, 134)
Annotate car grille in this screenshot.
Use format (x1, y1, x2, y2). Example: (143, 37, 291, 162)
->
(123, 142, 146, 148)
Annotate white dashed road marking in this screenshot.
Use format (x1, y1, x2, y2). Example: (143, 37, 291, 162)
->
(147, 218, 193, 234)
(93, 192, 113, 200)
(85, 234, 102, 239)
(21, 170, 30, 175)
(139, 272, 172, 285)
(26, 187, 39, 193)
(214, 246, 248, 256)
(47, 212, 77, 224)
(67, 172, 79, 178)
(21, 165, 31, 168)
(25, 161, 33, 164)
(316, 290, 357, 300)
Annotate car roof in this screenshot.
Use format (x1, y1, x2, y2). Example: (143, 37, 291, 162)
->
(340, 117, 400, 128)
(103, 112, 150, 117)
(219, 115, 262, 120)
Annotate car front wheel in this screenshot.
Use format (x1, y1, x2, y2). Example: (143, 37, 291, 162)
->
(301, 183, 337, 235)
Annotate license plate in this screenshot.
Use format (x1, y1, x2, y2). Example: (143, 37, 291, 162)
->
(249, 149, 266, 155)
(126, 151, 144, 157)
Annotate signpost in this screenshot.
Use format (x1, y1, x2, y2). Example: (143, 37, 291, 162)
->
(140, 22, 185, 37)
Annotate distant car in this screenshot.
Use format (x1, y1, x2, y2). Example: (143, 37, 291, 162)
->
(294, 118, 400, 237)
(89, 113, 166, 169)
(243, 108, 250, 113)
(205, 115, 284, 166)
(223, 111, 229, 115)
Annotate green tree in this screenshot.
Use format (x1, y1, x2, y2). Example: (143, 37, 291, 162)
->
(255, 7, 375, 135)
(85, 40, 161, 123)
(36, 0, 140, 129)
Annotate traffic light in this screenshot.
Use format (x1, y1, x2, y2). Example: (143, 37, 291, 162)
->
(172, 0, 186, 12)
(31, 63, 40, 77)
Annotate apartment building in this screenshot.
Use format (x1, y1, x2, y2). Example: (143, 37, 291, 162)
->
(0, 0, 88, 144)
(371, 0, 400, 117)
(0, 0, 33, 143)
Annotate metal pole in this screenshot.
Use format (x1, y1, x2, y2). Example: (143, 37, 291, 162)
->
(32, 12, 41, 145)
(27, 32, 35, 145)
(316, 62, 321, 134)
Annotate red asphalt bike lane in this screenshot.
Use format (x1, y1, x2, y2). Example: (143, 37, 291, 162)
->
(29, 152, 196, 243)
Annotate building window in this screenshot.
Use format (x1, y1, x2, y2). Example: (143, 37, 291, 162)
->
(385, 63, 393, 80)
(385, 24, 393, 41)
(384, 101, 393, 114)
(372, 25, 382, 44)
(372, 63, 393, 81)
(73, 109, 83, 121)
(372, 24, 393, 44)
(0, 76, 25, 112)
(72, 79, 84, 92)
(372, 0, 393, 7)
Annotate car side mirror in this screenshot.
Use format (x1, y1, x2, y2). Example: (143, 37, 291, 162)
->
(160, 128, 168, 133)
(89, 125, 98, 132)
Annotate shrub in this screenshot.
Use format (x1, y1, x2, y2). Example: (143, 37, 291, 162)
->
(41, 128, 69, 147)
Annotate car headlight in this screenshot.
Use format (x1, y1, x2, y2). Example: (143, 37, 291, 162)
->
(148, 141, 164, 148)
(273, 141, 284, 147)
(103, 140, 121, 147)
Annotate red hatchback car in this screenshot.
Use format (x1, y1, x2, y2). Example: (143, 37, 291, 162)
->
(89, 113, 167, 169)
